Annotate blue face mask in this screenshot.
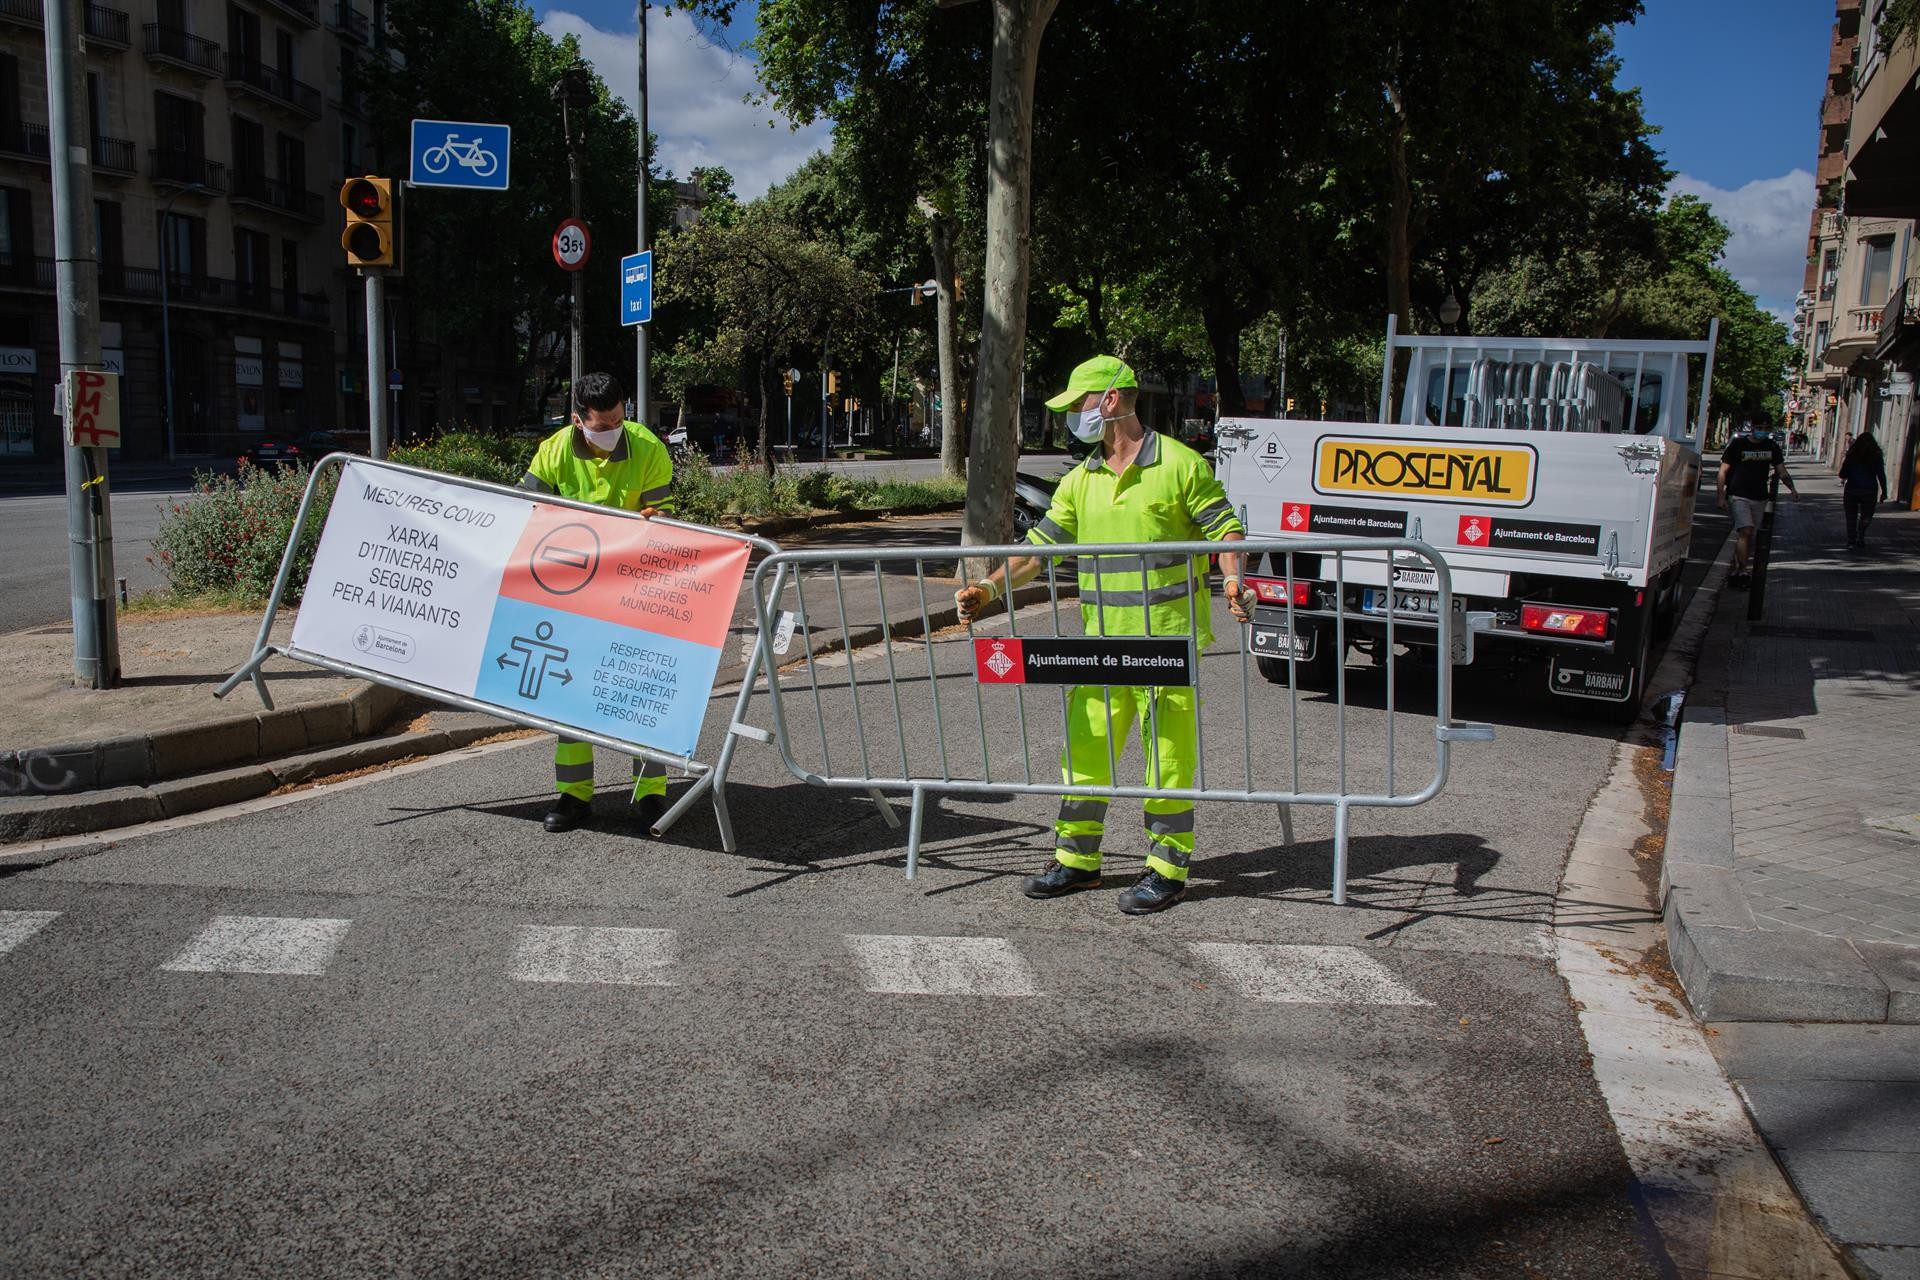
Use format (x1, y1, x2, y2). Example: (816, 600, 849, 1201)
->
(1069, 373, 1123, 443)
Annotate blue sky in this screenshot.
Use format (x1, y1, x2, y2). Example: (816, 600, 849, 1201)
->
(538, 1, 1835, 317)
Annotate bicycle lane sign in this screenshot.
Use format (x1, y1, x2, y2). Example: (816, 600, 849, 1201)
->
(409, 119, 511, 192)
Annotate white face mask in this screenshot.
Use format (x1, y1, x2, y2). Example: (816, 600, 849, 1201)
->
(580, 421, 626, 451)
(1070, 401, 1108, 443)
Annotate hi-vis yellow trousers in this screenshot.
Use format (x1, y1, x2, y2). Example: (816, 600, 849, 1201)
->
(554, 738, 667, 803)
(1052, 685, 1197, 882)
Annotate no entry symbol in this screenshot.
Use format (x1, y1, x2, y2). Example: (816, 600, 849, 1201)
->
(529, 523, 601, 596)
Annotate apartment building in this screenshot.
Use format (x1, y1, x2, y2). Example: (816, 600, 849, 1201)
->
(0, 0, 385, 463)
(1794, 0, 1920, 501)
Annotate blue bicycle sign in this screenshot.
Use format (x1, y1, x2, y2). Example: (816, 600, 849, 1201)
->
(409, 119, 511, 191)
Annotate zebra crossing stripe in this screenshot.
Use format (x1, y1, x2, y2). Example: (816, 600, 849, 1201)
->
(1190, 943, 1430, 1006)
(0, 910, 60, 957)
(846, 934, 1040, 996)
(508, 925, 676, 986)
(163, 915, 353, 977)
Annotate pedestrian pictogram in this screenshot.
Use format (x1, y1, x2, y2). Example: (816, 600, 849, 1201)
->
(498, 620, 572, 699)
(529, 523, 601, 596)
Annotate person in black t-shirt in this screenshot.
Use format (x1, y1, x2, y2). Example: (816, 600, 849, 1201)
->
(1717, 418, 1797, 587)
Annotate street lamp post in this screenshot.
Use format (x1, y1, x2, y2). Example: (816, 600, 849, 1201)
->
(159, 181, 208, 464)
(1439, 292, 1462, 334)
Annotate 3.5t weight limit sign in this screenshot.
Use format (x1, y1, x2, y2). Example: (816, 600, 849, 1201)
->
(553, 219, 591, 272)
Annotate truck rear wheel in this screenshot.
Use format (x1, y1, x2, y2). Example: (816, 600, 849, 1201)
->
(1600, 600, 1656, 725)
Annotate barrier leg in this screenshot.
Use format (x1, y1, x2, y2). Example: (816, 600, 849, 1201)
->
(870, 788, 902, 830)
(214, 646, 274, 702)
(905, 785, 927, 880)
(1332, 800, 1351, 906)
(1278, 802, 1295, 846)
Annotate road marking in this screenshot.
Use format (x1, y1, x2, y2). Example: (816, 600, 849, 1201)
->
(508, 925, 676, 986)
(1189, 943, 1431, 1006)
(846, 934, 1040, 996)
(0, 909, 60, 956)
(162, 915, 352, 976)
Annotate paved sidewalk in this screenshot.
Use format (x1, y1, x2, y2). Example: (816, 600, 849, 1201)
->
(1662, 462, 1920, 1277)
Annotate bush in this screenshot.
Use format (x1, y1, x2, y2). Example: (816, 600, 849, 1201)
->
(149, 462, 337, 604)
(388, 432, 536, 487)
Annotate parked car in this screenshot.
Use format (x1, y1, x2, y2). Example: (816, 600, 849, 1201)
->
(237, 438, 305, 470)
(1012, 472, 1059, 537)
(295, 429, 371, 457)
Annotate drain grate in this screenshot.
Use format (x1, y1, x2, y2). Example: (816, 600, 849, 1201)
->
(1731, 724, 1806, 739)
(1745, 624, 1876, 642)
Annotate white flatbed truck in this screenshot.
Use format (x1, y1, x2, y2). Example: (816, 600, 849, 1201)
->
(1213, 318, 1720, 720)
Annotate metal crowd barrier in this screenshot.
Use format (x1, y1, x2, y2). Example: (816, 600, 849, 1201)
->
(215, 454, 783, 851)
(749, 537, 1493, 902)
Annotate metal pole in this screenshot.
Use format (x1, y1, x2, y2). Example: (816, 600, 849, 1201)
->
(634, 1, 651, 427)
(46, 0, 117, 688)
(568, 116, 584, 395)
(365, 271, 388, 459)
(1277, 326, 1287, 417)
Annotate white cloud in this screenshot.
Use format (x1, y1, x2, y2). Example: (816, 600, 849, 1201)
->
(540, 8, 832, 201)
(1668, 169, 1814, 319)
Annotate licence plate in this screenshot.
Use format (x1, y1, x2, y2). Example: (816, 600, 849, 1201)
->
(1250, 623, 1315, 661)
(1362, 588, 1441, 616)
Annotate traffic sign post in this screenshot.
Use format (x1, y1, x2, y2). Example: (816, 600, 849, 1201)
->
(554, 218, 591, 272)
(409, 119, 512, 191)
(620, 250, 653, 327)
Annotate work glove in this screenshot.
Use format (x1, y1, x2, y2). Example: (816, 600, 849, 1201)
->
(955, 579, 1001, 623)
(639, 506, 662, 519)
(1223, 577, 1255, 625)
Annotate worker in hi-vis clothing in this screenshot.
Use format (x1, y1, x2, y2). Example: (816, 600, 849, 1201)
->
(518, 371, 675, 834)
(955, 356, 1252, 914)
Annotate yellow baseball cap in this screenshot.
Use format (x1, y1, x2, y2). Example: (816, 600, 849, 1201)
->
(1044, 355, 1136, 412)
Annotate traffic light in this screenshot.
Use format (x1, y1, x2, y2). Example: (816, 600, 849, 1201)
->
(828, 371, 841, 395)
(782, 372, 794, 396)
(339, 176, 400, 270)
(1285, 397, 1295, 413)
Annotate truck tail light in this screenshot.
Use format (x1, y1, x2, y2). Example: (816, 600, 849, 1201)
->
(1521, 603, 1610, 638)
(1247, 575, 1311, 606)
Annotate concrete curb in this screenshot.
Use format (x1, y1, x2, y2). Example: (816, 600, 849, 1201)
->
(1, 680, 412, 797)
(0, 721, 516, 843)
(1662, 555, 1920, 1024)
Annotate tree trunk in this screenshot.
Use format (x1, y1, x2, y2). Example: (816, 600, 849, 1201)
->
(924, 208, 965, 480)
(962, 0, 1059, 572)
(1384, 84, 1414, 337)
(1199, 280, 1248, 417)
(757, 357, 774, 476)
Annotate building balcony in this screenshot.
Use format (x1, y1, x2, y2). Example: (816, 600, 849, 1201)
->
(226, 59, 322, 120)
(260, 0, 320, 29)
(230, 171, 322, 222)
(91, 134, 136, 176)
(0, 121, 50, 164)
(149, 149, 228, 192)
(0, 253, 330, 323)
(1825, 303, 1891, 367)
(85, 4, 131, 48)
(0, 0, 40, 28)
(332, 1, 369, 43)
(143, 24, 224, 77)
(1877, 277, 1919, 361)
(1845, 30, 1920, 217)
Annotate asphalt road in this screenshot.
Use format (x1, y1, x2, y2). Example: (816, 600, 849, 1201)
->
(0, 507, 1731, 1276)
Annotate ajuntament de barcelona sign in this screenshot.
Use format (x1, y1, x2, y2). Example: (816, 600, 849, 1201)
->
(1313, 435, 1537, 506)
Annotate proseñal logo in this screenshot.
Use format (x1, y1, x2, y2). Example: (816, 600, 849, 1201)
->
(1314, 436, 1536, 506)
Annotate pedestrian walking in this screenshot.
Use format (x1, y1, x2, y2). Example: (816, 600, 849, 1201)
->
(518, 372, 676, 833)
(1839, 427, 1889, 550)
(1717, 415, 1796, 588)
(954, 355, 1251, 914)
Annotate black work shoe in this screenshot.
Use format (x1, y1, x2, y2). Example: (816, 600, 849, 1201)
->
(1118, 869, 1188, 915)
(1023, 862, 1103, 898)
(1728, 572, 1751, 588)
(636, 793, 667, 834)
(543, 793, 593, 833)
